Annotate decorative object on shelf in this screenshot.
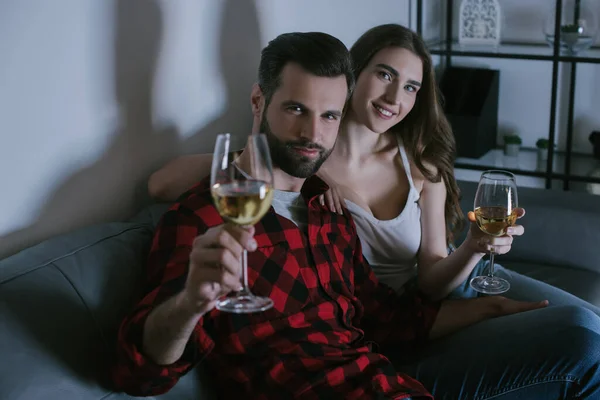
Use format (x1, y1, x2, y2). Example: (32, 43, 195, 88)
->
(535, 138, 555, 171)
(535, 138, 555, 162)
(503, 134, 521, 157)
(458, 0, 502, 47)
(544, 0, 598, 55)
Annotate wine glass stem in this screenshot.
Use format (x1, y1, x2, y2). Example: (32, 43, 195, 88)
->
(488, 250, 496, 278)
(240, 249, 251, 295)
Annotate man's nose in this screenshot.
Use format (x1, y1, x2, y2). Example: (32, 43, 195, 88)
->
(300, 115, 320, 142)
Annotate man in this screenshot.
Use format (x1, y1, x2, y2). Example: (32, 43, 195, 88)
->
(113, 32, 600, 399)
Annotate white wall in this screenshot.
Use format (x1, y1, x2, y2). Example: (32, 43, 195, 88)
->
(0, 0, 410, 259)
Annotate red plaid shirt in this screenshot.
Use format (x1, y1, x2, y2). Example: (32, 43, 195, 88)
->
(112, 176, 440, 399)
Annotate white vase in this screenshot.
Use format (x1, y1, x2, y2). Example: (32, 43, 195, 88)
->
(537, 148, 548, 162)
(504, 144, 520, 157)
(587, 166, 600, 195)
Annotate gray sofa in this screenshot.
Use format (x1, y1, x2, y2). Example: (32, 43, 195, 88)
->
(1, 180, 599, 399)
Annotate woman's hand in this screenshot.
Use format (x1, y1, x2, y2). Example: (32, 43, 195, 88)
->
(318, 185, 345, 215)
(465, 208, 526, 255)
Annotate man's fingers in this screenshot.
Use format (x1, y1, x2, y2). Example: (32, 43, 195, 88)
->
(196, 266, 241, 294)
(190, 247, 241, 278)
(222, 224, 257, 253)
(516, 300, 549, 313)
(212, 229, 244, 259)
(491, 297, 549, 317)
(187, 268, 241, 304)
(195, 224, 256, 257)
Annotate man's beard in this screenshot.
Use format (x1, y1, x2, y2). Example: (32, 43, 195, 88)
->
(260, 115, 333, 178)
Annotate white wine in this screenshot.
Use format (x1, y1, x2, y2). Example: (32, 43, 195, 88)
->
(474, 206, 518, 237)
(211, 181, 274, 226)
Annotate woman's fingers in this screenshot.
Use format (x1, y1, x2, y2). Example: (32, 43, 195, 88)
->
(507, 225, 524, 236)
(333, 190, 343, 215)
(325, 190, 337, 213)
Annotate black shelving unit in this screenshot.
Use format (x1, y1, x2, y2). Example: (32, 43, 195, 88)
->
(416, 0, 600, 191)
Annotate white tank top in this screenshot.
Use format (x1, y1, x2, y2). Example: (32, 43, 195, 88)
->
(344, 138, 421, 292)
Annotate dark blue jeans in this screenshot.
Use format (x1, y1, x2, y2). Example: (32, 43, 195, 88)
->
(394, 260, 600, 399)
(450, 259, 600, 317)
(396, 305, 600, 399)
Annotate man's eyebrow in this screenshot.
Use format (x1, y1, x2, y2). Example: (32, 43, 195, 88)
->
(376, 63, 422, 87)
(323, 109, 343, 118)
(281, 100, 343, 118)
(281, 100, 306, 109)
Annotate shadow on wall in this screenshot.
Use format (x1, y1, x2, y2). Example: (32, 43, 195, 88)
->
(0, 0, 262, 259)
(180, 0, 262, 154)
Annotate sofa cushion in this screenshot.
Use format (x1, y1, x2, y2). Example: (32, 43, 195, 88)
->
(0, 207, 217, 400)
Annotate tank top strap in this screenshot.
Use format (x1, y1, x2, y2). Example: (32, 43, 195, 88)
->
(396, 136, 416, 191)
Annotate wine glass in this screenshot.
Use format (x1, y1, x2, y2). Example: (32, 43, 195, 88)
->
(210, 133, 275, 313)
(470, 170, 519, 295)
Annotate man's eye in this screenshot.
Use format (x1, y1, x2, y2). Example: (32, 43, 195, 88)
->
(324, 113, 338, 121)
(287, 106, 303, 114)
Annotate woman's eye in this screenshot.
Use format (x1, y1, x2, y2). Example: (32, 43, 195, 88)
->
(378, 71, 392, 81)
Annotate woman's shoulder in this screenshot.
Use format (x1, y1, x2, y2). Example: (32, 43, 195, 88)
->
(403, 151, 438, 193)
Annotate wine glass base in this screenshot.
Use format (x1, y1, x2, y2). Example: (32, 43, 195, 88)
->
(216, 294, 274, 314)
(470, 276, 510, 295)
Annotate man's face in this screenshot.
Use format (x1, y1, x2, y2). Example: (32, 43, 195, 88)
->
(259, 63, 348, 178)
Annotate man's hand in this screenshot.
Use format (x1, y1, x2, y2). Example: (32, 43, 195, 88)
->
(182, 224, 258, 315)
(142, 223, 258, 365)
(430, 296, 548, 339)
(479, 295, 549, 318)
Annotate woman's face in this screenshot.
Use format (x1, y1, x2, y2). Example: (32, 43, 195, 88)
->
(350, 47, 423, 134)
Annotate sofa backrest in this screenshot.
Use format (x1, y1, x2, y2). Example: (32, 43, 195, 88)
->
(0, 204, 216, 400)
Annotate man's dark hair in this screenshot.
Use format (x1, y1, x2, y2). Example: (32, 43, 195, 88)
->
(257, 32, 354, 106)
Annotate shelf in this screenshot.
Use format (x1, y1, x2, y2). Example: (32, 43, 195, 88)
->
(428, 41, 600, 64)
(454, 168, 598, 195)
(455, 148, 600, 184)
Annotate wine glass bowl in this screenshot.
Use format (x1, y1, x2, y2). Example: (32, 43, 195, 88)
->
(470, 170, 519, 295)
(210, 133, 275, 313)
(211, 181, 274, 226)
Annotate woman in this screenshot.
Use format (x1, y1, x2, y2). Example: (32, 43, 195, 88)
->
(148, 24, 599, 314)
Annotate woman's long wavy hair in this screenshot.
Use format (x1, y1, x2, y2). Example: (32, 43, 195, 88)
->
(350, 24, 464, 244)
